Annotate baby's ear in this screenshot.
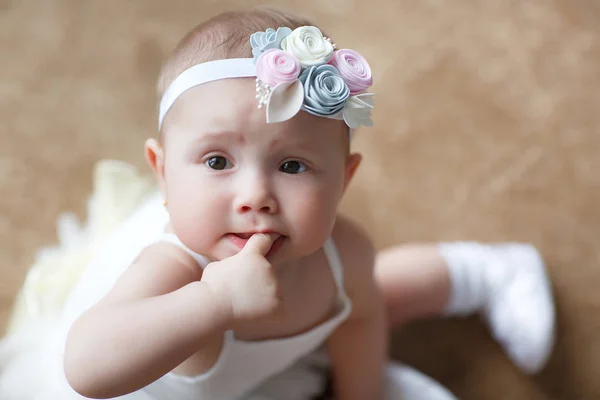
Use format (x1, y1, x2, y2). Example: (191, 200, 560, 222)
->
(144, 138, 167, 194)
(343, 153, 362, 192)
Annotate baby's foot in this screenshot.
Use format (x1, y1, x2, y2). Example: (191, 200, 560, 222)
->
(480, 243, 555, 374)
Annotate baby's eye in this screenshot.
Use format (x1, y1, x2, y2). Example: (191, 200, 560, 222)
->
(279, 160, 308, 174)
(205, 156, 232, 170)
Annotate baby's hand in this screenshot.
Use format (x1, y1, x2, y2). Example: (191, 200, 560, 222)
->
(201, 234, 281, 328)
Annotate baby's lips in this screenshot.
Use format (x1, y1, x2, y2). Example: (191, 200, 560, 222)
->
(267, 232, 281, 241)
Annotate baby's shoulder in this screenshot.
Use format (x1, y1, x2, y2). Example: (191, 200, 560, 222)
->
(330, 214, 376, 288)
(97, 241, 203, 306)
(134, 240, 204, 283)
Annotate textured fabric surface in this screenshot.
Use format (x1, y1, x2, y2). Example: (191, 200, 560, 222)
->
(1, 1, 599, 398)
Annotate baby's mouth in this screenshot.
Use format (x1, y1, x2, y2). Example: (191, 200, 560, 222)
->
(226, 232, 285, 254)
(232, 232, 280, 240)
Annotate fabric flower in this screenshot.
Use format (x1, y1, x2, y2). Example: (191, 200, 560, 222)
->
(255, 49, 301, 87)
(281, 26, 334, 67)
(299, 65, 350, 116)
(250, 27, 292, 62)
(329, 49, 373, 95)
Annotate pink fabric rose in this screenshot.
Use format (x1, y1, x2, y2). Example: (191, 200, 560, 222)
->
(329, 49, 372, 95)
(255, 49, 301, 87)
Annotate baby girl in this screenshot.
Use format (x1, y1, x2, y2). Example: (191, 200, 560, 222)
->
(60, 7, 554, 400)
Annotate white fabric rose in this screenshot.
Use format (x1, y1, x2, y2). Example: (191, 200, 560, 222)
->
(281, 26, 334, 67)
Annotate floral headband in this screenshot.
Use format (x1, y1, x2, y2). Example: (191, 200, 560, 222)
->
(158, 26, 374, 131)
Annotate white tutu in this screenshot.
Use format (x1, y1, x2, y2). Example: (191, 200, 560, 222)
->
(0, 160, 457, 400)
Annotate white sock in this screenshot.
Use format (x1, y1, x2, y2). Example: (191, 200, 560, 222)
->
(438, 242, 555, 374)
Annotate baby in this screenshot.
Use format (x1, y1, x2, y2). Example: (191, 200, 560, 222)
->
(62, 8, 555, 400)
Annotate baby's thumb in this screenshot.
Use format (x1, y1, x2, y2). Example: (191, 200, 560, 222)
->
(243, 233, 274, 256)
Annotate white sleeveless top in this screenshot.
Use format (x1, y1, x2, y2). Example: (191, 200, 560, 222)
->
(138, 234, 352, 400)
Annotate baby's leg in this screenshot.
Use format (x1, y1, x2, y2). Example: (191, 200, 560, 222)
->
(375, 245, 451, 325)
(375, 242, 555, 375)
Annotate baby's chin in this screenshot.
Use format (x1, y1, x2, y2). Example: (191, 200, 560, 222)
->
(268, 239, 328, 266)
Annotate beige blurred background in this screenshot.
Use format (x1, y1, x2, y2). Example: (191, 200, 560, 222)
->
(1, 0, 599, 398)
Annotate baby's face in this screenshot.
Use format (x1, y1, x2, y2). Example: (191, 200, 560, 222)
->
(153, 78, 358, 264)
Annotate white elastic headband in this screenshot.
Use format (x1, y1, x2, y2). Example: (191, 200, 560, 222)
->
(158, 26, 375, 133)
(158, 58, 256, 129)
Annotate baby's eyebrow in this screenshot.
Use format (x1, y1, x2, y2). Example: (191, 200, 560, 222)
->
(268, 136, 317, 152)
(194, 130, 246, 144)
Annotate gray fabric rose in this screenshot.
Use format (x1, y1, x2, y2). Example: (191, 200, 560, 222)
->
(299, 65, 350, 117)
(250, 27, 292, 62)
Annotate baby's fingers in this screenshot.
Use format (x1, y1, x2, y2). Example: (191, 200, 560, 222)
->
(242, 233, 275, 256)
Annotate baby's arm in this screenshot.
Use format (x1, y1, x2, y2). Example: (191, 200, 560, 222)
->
(326, 216, 388, 400)
(64, 242, 231, 398)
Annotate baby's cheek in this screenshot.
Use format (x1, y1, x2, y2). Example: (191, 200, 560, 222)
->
(292, 199, 337, 249)
(167, 196, 215, 252)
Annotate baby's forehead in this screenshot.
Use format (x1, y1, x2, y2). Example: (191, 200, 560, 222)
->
(171, 79, 344, 140)
(163, 79, 255, 134)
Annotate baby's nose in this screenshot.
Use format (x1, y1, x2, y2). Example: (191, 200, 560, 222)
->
(235, 178, 278, 214)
